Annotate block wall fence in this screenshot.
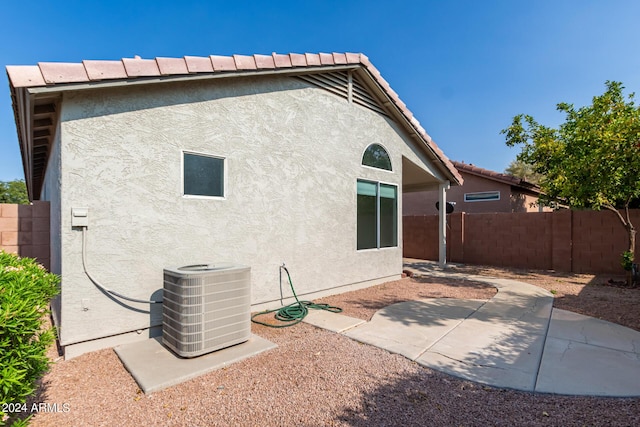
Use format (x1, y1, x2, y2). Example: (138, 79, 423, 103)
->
(404, 209, 640, 274)
(0, 202, 50, 270)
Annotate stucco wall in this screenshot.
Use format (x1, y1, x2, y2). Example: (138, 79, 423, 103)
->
(53, 74, 440, 347)
(404, 172, 512, 214)
(41, 123, 62, 327)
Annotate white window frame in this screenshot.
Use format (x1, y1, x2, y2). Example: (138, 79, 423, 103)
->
(181, 150, 227, 200)
(464, 191, 500, 202)
(356, 179, 398, 251)
(360, 143, 393, 173)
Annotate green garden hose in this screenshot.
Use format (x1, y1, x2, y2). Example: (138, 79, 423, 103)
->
(251, 265, 342, 328)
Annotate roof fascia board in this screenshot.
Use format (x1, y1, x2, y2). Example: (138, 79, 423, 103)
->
(26, 64, 361, 97)
(462, 168, 515, 185)
(354, 67, 454, 184)
(510, 184, 541, 195)
(461, 167, 539, 191)
(13, 87, 35, 199)
(408, 134, 446, 182)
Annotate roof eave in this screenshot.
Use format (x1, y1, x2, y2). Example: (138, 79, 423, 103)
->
(354, 64, 462, 186)
(8, 52, 463, 195)
(8, 83, 35, 200)
(25, 63, 362, 96)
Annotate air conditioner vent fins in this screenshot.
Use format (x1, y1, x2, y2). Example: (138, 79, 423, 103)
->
(162, 264, 251, 358)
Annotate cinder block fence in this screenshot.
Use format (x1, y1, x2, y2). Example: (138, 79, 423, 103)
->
(0, 202, 50, 270)
(404, 209, 640, 274)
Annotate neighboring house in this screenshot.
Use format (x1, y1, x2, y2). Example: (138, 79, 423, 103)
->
(404, 161, 550, 215)
(7, 52, 462, 358)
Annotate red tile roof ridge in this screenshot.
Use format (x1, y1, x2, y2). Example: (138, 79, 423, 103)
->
(452, 160, 539, 189)
(6, 53, 374, 88)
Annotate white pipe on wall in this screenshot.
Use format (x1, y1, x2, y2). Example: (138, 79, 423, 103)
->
(438, 180, 450, 268)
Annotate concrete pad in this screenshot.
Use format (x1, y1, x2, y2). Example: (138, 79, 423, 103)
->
(418, 323, 547, 391)
(303, 310, 365, 333)
(417, 351, 539, 392)
(344, 299, 484, 360)
(114, 335, 277, 394)
(535, 309, 640, 396)
(400, 260, 640, 396)
(413, 283, 551, 392)
(546, 309, 640, 353)
(536, 336, 640, 396)
(469, 294, 553, 335)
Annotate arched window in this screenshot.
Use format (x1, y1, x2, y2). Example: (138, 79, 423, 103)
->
(362, 144, 392, 171)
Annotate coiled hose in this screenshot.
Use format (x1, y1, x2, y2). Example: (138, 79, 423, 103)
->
(251, 265, 342, 328)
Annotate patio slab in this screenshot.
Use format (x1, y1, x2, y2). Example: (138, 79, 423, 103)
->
(342, 299, 484, 360)
(303, 259, 640, 396)
(114, 335, 277, 394)
(303, 309, 366, 333)
(535, 309, 640, 396)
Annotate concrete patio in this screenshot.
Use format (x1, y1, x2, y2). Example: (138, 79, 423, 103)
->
(303, 260, 640, 397)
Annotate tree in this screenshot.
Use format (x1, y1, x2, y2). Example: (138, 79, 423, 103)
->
(502, 81, 640, 285)
(504, 159, 542, 184)
(0, 179, 29, 204)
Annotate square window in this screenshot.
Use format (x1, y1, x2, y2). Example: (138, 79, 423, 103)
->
(183, 152, 224, 197)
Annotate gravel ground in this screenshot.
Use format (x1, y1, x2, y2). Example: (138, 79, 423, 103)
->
(21, 264, 640, 427)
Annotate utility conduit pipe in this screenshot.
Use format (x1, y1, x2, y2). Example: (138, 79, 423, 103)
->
(81, 227, 162, 304)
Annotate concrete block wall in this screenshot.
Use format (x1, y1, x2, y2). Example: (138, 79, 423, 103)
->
(0, 202, 50, 269)
(403, 215, 439, 261)
(571, 210, 640, 274)
(447, 213, 464, 262)
(464, 212, 552, 270)
(404, 209, 640, 274)
(551, 210, 572, 272)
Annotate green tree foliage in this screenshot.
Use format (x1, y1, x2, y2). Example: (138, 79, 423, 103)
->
(0, 251, 60, 426)
(0, 180, 29, 204)
(502, 81, 640, 284)
(504, 159, 542, 184)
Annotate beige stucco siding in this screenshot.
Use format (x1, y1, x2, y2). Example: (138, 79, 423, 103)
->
(41, 121, 63, 328)
(50, 75, 441, 346)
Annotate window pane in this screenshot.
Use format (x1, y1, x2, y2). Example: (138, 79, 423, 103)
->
(362, 144, 392, 171)
(357, 180, 377, 250)
(357, 180, 377, 197)
(379, 184, 397, 247)
(464, 191, 500, 202)
(184, 153, 224, 197)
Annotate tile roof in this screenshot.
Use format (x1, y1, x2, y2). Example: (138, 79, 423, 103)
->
(6, 53, 364, 87)
(7, 52, 463, 198)
(452, 161, 540, 192)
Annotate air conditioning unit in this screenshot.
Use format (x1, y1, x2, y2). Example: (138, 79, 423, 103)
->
(162, 263, 251, 358)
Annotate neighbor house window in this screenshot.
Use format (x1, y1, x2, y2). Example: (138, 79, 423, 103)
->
(357, 180, 397, 250)
(464, 191, 500, 202)
(362, 144, 392, 171)
(183, 152, 225, 197)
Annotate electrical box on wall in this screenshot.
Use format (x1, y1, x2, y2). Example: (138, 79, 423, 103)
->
(71, 207, 89, 228)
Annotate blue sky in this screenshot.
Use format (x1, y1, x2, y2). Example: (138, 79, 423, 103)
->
(2, 0, 640, 181)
